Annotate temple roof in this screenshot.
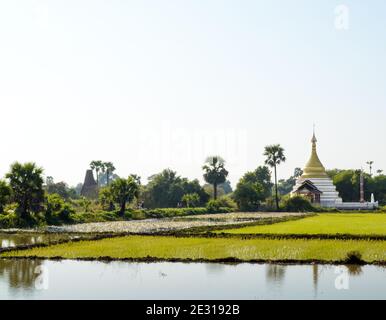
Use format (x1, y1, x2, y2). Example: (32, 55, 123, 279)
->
(301, 131, 329, 179)
(294, 180, 323, 194)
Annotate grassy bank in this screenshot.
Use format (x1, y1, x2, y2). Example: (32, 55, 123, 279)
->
(2, 235, 385, 264)
(215, 214, 386, 237)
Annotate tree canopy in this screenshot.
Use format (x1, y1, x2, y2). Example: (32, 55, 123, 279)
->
(143, 169, 209, 208)
(6, 162, 45, 220)
(202, 156, 229, 200)
(233, 166, 273, 211)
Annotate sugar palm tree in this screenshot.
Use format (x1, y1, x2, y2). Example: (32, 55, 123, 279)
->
(202, 156, 229, 200)
(366, 161, 374, 176)
(103, 162, 116, 186)
(110, 176, 140, 216)
(264, 145, 286, 211)
(90, 160, 104, 186)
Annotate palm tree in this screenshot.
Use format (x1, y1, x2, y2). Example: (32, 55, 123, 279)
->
(6, 162, 45, 220)
(202, 156, 229, 200)
(110, 176, 140, 216)
(103, 162, 116, 186)
(366, 161, 374, 176)
(90, 160, 103, 186)
(377, 169, 383, 176)
(264, 144, 286, 211)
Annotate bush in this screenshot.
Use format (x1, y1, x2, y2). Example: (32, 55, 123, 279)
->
(216, 195, 237, 210)
(0, 213, 19, 228)
(45, 194, 75, 224)
(281, 196, 315, 212)
(181, 193, 200, 208)
(344, 251, 365, 264)
(144, 207, 208, 218)
(206, 198, 235, 213)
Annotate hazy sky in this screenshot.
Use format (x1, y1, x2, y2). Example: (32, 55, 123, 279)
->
(0, 0, 385, 187)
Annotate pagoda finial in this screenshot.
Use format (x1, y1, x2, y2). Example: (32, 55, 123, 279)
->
(312, 124, 317, 147)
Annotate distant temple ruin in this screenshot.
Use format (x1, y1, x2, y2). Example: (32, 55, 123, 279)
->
(80, 170, 98, 199)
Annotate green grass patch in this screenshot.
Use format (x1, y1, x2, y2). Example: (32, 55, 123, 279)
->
(2, 235, 385, 264)
(215, 213, 386, 237)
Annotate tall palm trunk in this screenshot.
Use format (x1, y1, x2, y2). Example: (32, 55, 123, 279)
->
(274, 165, 279, 211)
(213, 182, 218, 200)
(120, 202, 126, 216)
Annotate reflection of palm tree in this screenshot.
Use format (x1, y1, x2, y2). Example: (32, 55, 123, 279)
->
(312, 265, 318, 292)
(266, 264, 286, 284)
(0, 259, 42, 289)
(205, 263, 226, 275)
(346, 265, 363, 276)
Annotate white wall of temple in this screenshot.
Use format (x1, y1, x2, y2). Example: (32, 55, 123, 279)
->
(292, 177, 343, 207)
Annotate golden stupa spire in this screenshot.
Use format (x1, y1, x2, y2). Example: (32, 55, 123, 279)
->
(301, 127, 328, 179)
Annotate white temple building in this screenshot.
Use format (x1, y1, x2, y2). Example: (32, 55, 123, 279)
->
(292, 132, 378, 210)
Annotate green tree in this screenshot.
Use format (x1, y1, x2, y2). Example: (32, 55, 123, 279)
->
(181, 193, 200, 208)
(110, 176, 140, 216)
(45, 193, 74, 223)
(366, 161, 374, 176)
(79, 197, 92, 213)
(234, 179, 264, 211)
(46, 181, 72, 199)
(6, 162, 45, 220)
(0, 180, 11, 213)
(373, 174, 386, 204)
(202, 156, 229, 200)
(142, 169, 209, 208)
(252, 166, 274, 198)
(233, 166, 272, 211)
(90, 160, 104, 186)
(264, 145, 286, 211)
(103, 162, 116, 186)
(98, 187, 115, 211)
(278, 168, 303, 196)
(203, 180, 233, 198)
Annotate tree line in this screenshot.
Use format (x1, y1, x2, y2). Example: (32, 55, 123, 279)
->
(0, 144, 384, 227)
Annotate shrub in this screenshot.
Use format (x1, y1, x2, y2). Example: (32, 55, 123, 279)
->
(45, 194, 75, 224)
(344, 251, 365, 265)
(281, 196, 315, 212)
(0, 180, 11, 213)
(181, 193, 200, 208)
(144, 207, 208, 218)
(0, 212, 19, 228)
(206, 198, 235, 213)
(217, 195, 237, 210)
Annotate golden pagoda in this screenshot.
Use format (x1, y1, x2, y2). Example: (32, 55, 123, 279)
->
(292, 131, 342, 207)
(300, 132, 329, 179)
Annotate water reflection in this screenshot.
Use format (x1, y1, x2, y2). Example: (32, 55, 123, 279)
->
(0, 260, 383, 299)
(266, 264, 286, 284)
(0, 259, 42, 289)
(0, 233, 87, 249)
(346, 264, 363, 276)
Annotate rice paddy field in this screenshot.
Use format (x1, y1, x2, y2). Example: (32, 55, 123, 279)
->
(215, 213, 386, 237)
(2, 213, 385, 264)
(2, 235, 386, 263)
